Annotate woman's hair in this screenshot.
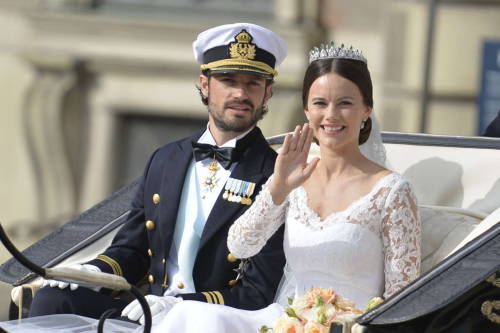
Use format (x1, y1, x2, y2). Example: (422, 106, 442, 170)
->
(302, 58, 373, 145)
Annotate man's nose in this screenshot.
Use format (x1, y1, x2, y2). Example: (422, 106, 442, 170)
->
(231, 84, 248, 99)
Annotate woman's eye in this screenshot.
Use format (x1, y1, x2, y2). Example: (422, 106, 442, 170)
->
(338, 100, 352, 106)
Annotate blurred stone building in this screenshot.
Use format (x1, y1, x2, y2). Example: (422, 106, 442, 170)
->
(0, 0, 499, 276)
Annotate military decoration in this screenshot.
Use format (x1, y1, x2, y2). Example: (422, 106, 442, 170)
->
(229, 259, 249, 286)
(201, 158, 219, 199)
(223, 177, 255, 205)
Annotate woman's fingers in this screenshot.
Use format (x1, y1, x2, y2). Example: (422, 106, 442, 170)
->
(301, 125, 314, 157)
(296, 123, 309, 153)
(281, 124, 313, 175)
(303, 157, 320, 179)
(288, 125, 301, 152)
(281, 133, 292, 154)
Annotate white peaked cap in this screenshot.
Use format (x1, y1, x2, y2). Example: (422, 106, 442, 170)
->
(193, 22, 287, 77)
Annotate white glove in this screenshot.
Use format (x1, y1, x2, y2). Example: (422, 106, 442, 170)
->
(41, 264, 101, 291)
(121, 295, 182, 325)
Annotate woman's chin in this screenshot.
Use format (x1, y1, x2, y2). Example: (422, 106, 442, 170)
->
(317, 135, 343, 147)
(317, 136, 357, 152)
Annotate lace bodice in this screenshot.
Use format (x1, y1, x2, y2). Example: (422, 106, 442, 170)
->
(228, 173, 421, 305)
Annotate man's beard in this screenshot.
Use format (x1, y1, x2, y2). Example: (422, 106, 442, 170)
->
(208, 98, 268, 133)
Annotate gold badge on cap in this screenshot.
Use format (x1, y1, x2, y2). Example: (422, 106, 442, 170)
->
(229, 30, 256, 60)
(223, 177, 255, 205)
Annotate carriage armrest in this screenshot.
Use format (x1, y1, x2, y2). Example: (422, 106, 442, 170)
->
(419, 205, 485, 273)
(447, 206, 500, 257)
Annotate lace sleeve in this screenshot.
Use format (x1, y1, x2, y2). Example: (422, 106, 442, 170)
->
(227, 177, 288, 259)
(381, 179, 421, 298)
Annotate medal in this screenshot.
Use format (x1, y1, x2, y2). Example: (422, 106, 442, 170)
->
(223, 178, 256, 205)
(201, 158, 219, 197)
(234, 179, 244, 203)
(241, 181, 249, 205)
(245, 182, 255, 205)
(228, 178, 237, 202)
(223, 178, 233, 200)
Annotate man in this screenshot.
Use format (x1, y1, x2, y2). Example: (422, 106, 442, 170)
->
(29, 22, 287, 323)
(483, 110, 500, 137)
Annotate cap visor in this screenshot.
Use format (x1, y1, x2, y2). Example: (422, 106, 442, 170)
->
(207, 65, 274, 78)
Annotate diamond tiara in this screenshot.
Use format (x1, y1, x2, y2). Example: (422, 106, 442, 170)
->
(309, 42, 367, 64)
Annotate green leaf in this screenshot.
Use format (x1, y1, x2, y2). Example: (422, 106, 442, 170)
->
(287, 297, 294, 305)
(259, 325, 272, 332)
(318, 312, 327, 325)
(365, 297, 384, 311)
(315, 296, 324, 306)
(285, 307, 299, 319)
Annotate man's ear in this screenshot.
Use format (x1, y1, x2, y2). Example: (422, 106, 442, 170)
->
(264, 83, 274, 104)
(199, 74, 209, 97)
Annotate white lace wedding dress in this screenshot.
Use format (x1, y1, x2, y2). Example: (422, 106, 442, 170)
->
(151, 172, 421, 333)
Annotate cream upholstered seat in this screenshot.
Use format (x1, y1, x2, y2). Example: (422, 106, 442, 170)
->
(418, 205, 484, 273)
(284, 133, 500, 274)
(384, 135, 500, 271)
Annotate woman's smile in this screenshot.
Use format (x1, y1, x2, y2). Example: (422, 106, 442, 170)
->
(321, 124, 346, 134)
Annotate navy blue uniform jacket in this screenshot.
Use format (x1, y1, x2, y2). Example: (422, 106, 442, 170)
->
(483, 110, 500, 138)
(88, 127, 286, 310)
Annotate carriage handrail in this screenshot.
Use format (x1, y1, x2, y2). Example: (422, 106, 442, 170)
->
(0, 222, 152, 333)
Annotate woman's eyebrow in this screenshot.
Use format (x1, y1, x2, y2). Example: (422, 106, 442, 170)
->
(336, 95, 354, 100)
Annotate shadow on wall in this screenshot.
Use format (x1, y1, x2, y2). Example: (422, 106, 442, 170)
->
(469, 177, 500, 214)
(402, 157, 464, 208)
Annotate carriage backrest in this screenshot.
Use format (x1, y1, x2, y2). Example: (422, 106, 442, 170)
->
(269, 132, 500, 272)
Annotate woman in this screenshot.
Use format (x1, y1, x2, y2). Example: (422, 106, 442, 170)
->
(151, 43, 421, 332)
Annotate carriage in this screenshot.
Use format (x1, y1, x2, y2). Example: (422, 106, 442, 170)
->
(0, 131, 499, 332)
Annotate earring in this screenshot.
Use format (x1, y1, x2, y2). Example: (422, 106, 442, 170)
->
(361, 120, 366, 129)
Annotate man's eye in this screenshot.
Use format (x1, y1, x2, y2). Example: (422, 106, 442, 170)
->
(248, 80, 263, 87)
(218, 76, 233, 83)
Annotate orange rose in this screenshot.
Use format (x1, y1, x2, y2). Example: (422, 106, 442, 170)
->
(274, 316, 304, 333)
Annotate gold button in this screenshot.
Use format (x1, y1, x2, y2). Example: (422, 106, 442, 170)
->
(147, 249, 153, 257)
(177, 282, 184, 289)
(227, 253, 237, 263)
(145, 220, 155, 230)
(228, 279, 237, 286)
(148, 274, 155, 284)
(152, 194, 160, 204)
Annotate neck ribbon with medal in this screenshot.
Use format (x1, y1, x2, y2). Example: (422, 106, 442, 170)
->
(201, 155, 219, 199)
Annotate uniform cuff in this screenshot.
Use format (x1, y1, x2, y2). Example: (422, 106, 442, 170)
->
(180, 291, 225, 305)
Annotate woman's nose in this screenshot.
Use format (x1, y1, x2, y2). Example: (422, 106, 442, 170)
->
(326, 104, 337, 116)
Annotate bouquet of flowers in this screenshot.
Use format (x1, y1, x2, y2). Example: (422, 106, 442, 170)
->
(260, 288, 367, 333)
